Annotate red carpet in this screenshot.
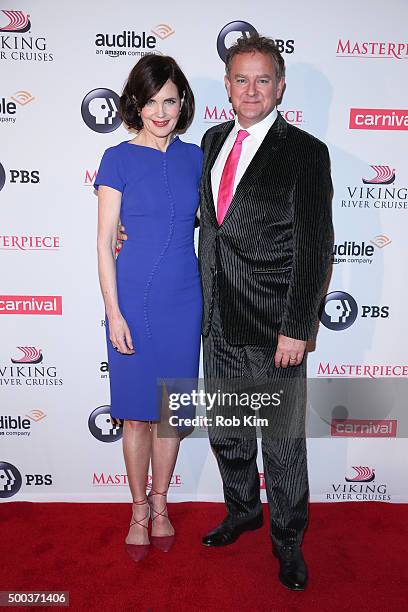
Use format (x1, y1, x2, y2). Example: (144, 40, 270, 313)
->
(1, 502, 407, 611)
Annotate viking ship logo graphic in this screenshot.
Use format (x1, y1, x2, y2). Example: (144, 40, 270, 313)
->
(345, 466, 375, 482)
(0, 10, 31, 32)
(362, 165, 395, 185)
(11, 347, 43, 364)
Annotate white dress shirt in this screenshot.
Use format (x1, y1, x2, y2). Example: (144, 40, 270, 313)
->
(211, 108, 278, 207)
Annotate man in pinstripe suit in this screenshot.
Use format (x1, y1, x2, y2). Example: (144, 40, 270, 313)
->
(199, 34, 333, 590)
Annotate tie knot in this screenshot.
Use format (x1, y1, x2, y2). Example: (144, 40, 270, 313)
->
(236, 129, 250, 144)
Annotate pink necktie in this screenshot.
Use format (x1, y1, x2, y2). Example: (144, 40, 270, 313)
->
(216, 129, 250, 224)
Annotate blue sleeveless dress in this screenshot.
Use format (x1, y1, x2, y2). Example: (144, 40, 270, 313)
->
(95, 137, 203, 421)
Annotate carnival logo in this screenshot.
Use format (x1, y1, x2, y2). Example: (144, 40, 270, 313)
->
(0, 295, 62, 315)
(345, 466, 375, 482)
(11, 347, 43, 364)
(0, 461, 22, 498)
(0, 10, 31, 33)
(341, 166, 407, 211)
(349, 109, 408, 131)
(331, 419, 397, 437)
(88, 406, 123, 442)
(320, 291, 358, 331)
(363, 165, 395, 185)
(81, 88, 121, 133)
(317, 362, 408, 378)
(216, 21, 294, 62)
(0, 11, 54, 62)
(0, 235, 61, 250)
(336, 39, 408, 60)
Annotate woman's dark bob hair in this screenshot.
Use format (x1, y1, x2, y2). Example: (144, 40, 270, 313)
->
(120, 54, 195, 132)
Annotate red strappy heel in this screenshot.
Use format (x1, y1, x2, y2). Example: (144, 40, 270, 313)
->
(125, 498, 150, 562)
(147, 489, 175, 552)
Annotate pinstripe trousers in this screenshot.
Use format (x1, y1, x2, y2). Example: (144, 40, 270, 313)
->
(203, 292, 309, 547)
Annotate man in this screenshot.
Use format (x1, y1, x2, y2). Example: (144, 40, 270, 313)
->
(118, 34, 333, 590)
(198, 34, 333, 591)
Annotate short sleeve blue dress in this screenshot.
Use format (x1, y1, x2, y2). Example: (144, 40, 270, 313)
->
(95, 137, 203, 422)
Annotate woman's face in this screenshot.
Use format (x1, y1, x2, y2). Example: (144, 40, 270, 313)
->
(139, 79, 182, 139)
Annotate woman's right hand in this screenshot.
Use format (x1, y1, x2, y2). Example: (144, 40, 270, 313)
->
(108, 313, 135, 354)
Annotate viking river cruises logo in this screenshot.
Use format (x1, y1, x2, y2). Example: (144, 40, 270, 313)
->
(0, 10, 54, 61)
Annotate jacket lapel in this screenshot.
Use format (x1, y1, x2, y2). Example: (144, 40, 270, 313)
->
(202, 122, 234, 226)
(221, 112, 287, 226)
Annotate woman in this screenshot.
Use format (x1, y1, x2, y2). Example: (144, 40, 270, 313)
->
(95, 54, 202, 562)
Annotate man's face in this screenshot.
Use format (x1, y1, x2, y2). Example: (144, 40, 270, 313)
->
(225, 51, 285, 128)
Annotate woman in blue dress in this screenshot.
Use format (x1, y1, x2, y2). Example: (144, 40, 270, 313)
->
(95, 55, 202, 561)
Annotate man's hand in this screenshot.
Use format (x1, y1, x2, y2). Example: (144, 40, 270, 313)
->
(274, 334, 306, 368)
(115, 223, 128, 257)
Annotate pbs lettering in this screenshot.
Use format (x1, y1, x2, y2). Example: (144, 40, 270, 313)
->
(0, 295, 62, 315)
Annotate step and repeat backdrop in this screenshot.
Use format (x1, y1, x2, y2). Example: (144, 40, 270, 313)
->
(1, 0, 407, 503)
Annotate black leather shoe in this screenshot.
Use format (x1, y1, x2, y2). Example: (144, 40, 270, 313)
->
(272, 544, 308, 591)
(202, 513, 263, 547)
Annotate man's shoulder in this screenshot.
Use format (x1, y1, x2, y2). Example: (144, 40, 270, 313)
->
(203, 121, 234, 139)
(285, 122, 328, 154)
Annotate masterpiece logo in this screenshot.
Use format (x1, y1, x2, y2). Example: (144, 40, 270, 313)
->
(326, 466, 390, 501)
(216, 21, 294, 62)
(0, 235, 61, 251)
(320, 291, 389, 331)
(333, 234, 391, 265)
(84, 169, 96, 186)
(331, 418, 397, 437)
(203, 105, 303, 125)
(92, 472, 182, 487)
(0, 90, 34, 123)
(94, 23, 174, 58)
(0, 295, 62, 315)
(0, 10, 54, 62)
(317, 362, 408, 378)
(337, 39, 408, 60)
(341, 165, 407, 211)
(349, 109, 408, 131)
(0, 348, 63, 387)
(0, 410, 47, 438)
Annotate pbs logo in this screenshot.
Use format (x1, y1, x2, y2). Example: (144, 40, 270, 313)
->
(88, 405, 123, 442)
(217, 21, 258, 62)
(320, 291, 358, 331)
(81, 88, 122, 133)
(0, 461, 22, 499)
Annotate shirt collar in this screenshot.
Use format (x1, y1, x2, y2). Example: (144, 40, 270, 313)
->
(234, 107, 278, 143)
